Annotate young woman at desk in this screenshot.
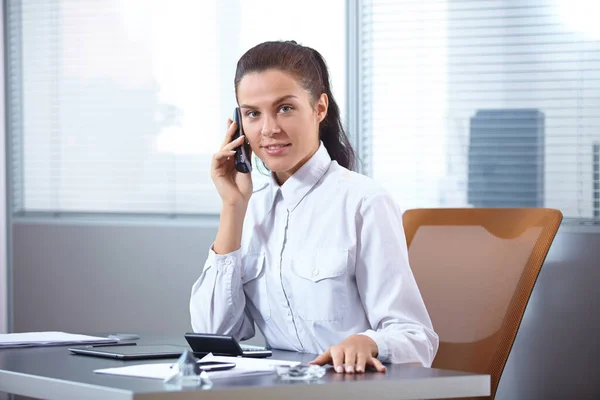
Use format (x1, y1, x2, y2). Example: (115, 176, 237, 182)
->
(190, 40, 438, 374)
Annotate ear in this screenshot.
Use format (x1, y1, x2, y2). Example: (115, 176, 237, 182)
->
(315, 93, 329, 124)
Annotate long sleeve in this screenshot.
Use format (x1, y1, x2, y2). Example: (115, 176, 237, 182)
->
(189, 246, 255, 341)
(355, 193, 439, 366)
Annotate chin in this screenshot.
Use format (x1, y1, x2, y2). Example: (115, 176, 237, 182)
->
(264, 161, 293, 173)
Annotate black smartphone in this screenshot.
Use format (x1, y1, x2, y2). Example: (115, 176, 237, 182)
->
(232, 107, 252, 173)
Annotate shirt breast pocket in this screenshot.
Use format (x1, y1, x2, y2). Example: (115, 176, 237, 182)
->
(242, 252, 271, 321)
(290, 248, 350, 322)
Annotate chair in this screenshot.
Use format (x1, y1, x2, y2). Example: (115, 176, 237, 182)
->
(402, 208, 562, 400)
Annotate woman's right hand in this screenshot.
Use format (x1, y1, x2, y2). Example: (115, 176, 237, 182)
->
(211, 119, 254, 208)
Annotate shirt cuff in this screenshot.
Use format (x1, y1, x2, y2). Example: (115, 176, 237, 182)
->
(358, 329, 389, 362)
(207, 245, 242, 274)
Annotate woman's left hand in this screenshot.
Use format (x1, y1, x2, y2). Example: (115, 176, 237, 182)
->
(309, 334, 387, 374)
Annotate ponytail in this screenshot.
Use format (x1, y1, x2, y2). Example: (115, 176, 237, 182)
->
(310, 49, 356, 171)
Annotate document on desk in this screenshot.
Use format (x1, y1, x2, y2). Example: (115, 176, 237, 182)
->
(94, 353, 301, 380)
(0, 332, 117, 349)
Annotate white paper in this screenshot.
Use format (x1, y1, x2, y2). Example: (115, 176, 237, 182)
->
(0, 332, 116, 348)
(94, 353, 301, 380)
(95, 363, 173, 380)
(200, 353, 301, 379)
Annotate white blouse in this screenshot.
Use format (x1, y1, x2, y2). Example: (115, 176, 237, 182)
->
(190, 143, 438, 366)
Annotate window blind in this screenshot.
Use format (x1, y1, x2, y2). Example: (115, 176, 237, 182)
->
(360, 0, 600, 221)
(7, 0, 346, 215)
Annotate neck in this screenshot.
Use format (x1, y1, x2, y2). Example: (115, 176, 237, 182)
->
(275, 143, 320, 185)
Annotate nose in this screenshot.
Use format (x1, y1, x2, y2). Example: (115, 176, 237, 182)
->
(261, 115, 281, 137)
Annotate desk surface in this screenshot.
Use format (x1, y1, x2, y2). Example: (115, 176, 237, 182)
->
(0, 334, 490, 400)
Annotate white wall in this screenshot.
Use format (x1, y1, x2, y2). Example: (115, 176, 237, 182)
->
(0, 3, 8, 334)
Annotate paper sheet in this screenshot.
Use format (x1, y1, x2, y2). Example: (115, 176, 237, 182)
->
(94, 353, 301, 380)
(0, 332, 116, 348)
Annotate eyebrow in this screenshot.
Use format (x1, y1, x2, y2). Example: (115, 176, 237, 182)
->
(239, 95, 298, 110)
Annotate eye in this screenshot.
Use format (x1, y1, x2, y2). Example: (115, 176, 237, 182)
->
(278, 105, 293, 113)
(246, 110, 260, 118)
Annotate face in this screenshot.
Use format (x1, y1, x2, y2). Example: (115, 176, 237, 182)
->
(236, 69, 328, 184)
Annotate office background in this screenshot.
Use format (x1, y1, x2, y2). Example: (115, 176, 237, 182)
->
(2, 0, 599, 399)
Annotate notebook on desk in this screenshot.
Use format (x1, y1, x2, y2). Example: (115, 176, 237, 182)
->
(68, 344, 188, 360)
(185, 333, 272, 358)
(0, 332, 117, 349)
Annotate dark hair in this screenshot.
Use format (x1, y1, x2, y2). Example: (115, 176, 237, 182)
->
(234, 40, 356, 171)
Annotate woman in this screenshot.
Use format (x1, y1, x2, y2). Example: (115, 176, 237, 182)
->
(190, 40, 438, 374)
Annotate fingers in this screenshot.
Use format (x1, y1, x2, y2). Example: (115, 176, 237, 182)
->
(331, 347, 345, 374)
(309, 349, 331, 366)
(355, 352, 367, 374)
(311, 344, 387, 375)
(214, 149, 236, 161)
(220, 119, 238, 148)
(344, 349, 357, 374)
(368, 357, 387, 373)
(222, 135, 245, 153)
(218, 118, 252, 163)
(211, 149, 236, 171)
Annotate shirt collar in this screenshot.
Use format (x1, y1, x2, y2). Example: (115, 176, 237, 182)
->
(267, 142, 331, 212)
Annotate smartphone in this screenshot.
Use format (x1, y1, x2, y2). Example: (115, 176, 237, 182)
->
(232, 107, 252, 173)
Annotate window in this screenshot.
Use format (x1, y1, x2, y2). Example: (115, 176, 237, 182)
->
(359, 0, 600, 221)
(7, 0, 346, 214)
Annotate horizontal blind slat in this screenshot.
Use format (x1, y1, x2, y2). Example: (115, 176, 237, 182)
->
(361, 0, 600, 219)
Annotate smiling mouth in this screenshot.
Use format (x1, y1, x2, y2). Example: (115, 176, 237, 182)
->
(263, 144, 291, 150)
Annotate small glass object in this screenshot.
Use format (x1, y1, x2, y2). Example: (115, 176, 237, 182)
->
(163, 350, 212, 390)
(275, 364, 327, 381)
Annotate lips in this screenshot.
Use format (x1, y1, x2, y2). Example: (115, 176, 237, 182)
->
(261, 143, 291, 149)
(261, 143, 291, 156)
(260, 143, 290, 150)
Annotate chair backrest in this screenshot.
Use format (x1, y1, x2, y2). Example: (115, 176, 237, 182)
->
(403, 208, 562, 400)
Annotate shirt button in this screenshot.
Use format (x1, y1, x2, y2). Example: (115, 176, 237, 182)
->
(312, 269, 319, 277)
(224, 259, 233, 266)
